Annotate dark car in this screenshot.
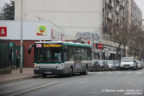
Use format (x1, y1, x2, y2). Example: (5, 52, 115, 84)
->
(93, 60, 109, 71)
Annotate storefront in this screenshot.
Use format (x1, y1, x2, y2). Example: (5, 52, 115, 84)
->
(0, 21, 65, 67)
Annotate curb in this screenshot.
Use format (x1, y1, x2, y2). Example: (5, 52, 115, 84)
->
(0, 76, 34, 84)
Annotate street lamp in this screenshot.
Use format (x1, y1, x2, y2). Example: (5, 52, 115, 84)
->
(20, 0, 23, 73)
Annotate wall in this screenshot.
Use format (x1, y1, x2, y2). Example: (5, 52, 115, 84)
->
(0, 21, 65, 41)
(15, 0, 103, 40)
(11, 40, 35, 67)
(0, 21, 65, 67)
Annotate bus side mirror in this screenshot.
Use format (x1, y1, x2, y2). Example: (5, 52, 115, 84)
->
(28, 44, 34, 54)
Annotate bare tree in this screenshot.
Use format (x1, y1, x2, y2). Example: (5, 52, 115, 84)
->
(0, 1, 14, 20)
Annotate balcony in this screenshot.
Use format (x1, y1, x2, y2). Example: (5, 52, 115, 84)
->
(116, 0, 120, 4)
(115, 6, 120, 13)
(106, 0, 114, 9)
(107, 13, 113, 21)
(120, 2, 125, 9)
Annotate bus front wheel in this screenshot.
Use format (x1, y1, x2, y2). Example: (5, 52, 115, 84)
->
(42, 74, 46, 78)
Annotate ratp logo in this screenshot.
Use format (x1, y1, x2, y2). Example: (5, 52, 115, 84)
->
(36, 25, 47, 36)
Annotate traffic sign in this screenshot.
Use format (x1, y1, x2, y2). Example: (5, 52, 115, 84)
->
(0, 27, 7, 37)
(98, 43, 103, 49)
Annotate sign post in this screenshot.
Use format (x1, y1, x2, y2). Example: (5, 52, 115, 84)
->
(20, 0, 23, 73)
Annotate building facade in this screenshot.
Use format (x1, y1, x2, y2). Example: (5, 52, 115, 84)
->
(15, 0, 103, 41)
(128, 0, 142, 58)
(3, 0, 141, 67)
(0, 21, 65, 67)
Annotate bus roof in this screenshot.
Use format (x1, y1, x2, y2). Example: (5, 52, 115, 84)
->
(35, 41, 91, 48)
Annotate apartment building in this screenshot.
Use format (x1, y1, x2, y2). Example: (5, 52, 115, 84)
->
(15, 0, 103, 42)
(103, 0, 129, 42)
(102, 0, 130, 59)
(128, 0, 142, 57)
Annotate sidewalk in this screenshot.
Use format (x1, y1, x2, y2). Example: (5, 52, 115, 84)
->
(0, 68, 34, 83)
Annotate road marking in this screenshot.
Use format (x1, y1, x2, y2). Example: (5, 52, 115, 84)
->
(79, 81, 87, 84)
(89, 92, 97, 94)
(135, 72, 143, 74)
(90, 71, 144, 75)
(117, 72, 123, 74)
(106, 72, 113, 74)
(125, 72, 132, 74)
(9, 81, 58, 96)
(96, 72, 105, 74)
(126, 82, 132, 85)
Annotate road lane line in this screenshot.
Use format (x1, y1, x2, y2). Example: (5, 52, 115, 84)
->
(9, 81, 58, 96)
(126, 72, 132, 74)
(96, 72, 104, 74)
(89, 92, 97, 94)
(135, 71, 143, 74)
(117, 72, 123, 74)
(106, 72, 113, 74)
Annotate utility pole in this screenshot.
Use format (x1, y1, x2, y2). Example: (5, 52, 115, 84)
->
(20, 0, 23, 73)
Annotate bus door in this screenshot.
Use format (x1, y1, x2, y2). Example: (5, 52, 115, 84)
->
(74, 49, 82, 72)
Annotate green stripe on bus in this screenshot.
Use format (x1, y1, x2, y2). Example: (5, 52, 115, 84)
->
(35, 63, 61, 64)
(63, 42, 91, 47)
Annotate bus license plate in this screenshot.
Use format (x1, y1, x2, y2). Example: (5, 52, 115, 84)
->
(45, 72, 52, 74)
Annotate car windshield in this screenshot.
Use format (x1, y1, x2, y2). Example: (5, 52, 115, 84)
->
(107, 60, 113, 64)
(99, 61, 103, 64)
(121, 57, 134, 62)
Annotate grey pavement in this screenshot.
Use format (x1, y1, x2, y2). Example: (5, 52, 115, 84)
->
(1, 69, 144, 96)
(0, 68, 34, 83)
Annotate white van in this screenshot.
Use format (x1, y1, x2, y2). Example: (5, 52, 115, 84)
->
(120, 57, 137, 70)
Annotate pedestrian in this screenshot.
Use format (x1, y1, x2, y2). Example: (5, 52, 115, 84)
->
(16, 56, 20, 69)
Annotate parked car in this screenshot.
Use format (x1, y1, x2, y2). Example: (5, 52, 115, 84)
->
(136, 60, 142, 69)
(101, 60, 109, 71)
(106, 60, 115, 70)
(113, 60, 120, 70)
(120, 57, 137, 70)
(141, 60, 144, 68)
(92, 60, 101, 71)
(93, 60, 108, 71)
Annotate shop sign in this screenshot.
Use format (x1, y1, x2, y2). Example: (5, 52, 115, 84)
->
(36, 25, 47, 36)
(0, 27, 7, 37)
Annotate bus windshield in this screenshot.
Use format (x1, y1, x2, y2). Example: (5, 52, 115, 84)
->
(35, 47, 64, 63)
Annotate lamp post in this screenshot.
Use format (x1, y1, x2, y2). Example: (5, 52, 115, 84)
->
(20, 0, 23, 73)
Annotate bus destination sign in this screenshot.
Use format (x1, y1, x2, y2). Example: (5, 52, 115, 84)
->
(43, 44, 62, 47)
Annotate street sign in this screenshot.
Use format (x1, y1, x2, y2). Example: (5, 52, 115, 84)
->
(98, 43, 103, 49)
(0, 27, 7, 37)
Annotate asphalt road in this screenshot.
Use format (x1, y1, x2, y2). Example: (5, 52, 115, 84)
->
(1, 69, 144, 96)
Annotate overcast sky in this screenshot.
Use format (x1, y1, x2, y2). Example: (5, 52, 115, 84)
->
(0, 0, 144, 19)
(0, 0, 10, 11)
(134, 0, 144, 19)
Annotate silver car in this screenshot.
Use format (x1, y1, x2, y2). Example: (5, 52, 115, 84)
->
(120, 57, 137, 70)
(106, 60, 115, 70)
(93, 60, 108, 71)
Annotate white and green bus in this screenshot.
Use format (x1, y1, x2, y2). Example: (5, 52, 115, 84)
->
(28, 41, 92, 77)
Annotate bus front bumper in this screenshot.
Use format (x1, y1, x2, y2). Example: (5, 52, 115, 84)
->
(34, 68, 65, 75)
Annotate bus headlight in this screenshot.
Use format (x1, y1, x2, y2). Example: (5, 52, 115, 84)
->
(56, 64, 65, 70)
(34, 64, 39, 70)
